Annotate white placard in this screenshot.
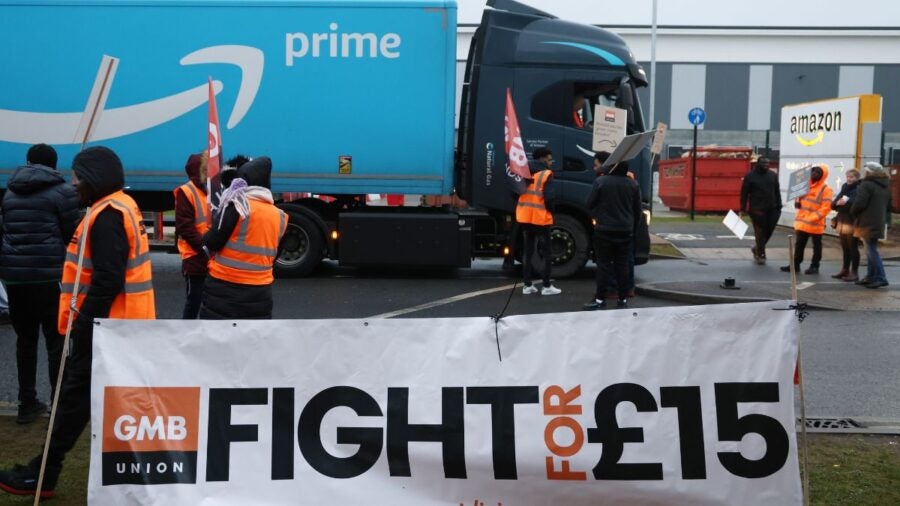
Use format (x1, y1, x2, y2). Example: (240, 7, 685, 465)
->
(592, 105, 626, 152)
(89, 303, 801, 505)
(723, 210, 750, 239)
(650, 122, 668, 155)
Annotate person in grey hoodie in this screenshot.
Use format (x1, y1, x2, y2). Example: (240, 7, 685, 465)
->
(850, 162, 892, 288)
(0, 144, 79, 424)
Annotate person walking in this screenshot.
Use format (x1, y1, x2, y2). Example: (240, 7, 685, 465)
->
(851, 162, 892, 289)
(740, 156, 781, 265)
(200, 156, 288, 319)
(0, 143, 79, 424)
(830, 169, 861, 281)
(781, 165, 832, 275)
(583, 157, 642, 310)
(517, 148, 561, 295)
(174, 152, 211, 318)
(0, 146, 155, 499)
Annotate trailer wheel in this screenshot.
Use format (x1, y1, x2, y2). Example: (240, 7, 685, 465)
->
(275, 211, 324, 277)
(530, 214, 589, 279)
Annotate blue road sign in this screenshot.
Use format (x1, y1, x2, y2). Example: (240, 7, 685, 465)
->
(688, 107, 706, 126)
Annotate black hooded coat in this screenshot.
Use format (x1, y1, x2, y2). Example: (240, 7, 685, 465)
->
(69, 147, 132, 337)
(0, 165, 80, 283)
(201, 157, 283, 319)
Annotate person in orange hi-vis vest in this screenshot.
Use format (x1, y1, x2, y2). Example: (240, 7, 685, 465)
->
(0, 146, 155, 499)
(201, 156, 288, 319)
(781, 164, 833, 275)
(517, 148, 561, 296)
(174, 152, 210, 319)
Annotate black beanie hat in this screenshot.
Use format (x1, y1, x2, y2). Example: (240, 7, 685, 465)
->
(72, 146, 125, 199)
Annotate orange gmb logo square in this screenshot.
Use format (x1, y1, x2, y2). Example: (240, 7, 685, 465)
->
(103, 387, 200, 453)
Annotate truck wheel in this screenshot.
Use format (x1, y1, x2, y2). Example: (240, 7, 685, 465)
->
(530, 214, 589, 279)
(275, 211, 324, 277)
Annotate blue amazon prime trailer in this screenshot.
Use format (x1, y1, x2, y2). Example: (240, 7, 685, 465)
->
(0, 0, 653, 277)
(0, 0, 457, 196)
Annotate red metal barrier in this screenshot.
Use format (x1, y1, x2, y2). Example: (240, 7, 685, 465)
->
(658, 147, 754, 212)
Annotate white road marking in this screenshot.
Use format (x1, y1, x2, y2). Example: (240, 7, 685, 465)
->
(796, 282, 815, 290)
(714, 235, 756, 239)
(369, 284, 517, 319)
(656, 233, 705, 241)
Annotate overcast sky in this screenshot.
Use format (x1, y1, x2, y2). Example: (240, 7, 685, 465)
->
(458, 0, 900, 27)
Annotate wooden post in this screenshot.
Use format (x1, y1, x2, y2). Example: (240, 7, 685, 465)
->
(789, 235, 811, 506)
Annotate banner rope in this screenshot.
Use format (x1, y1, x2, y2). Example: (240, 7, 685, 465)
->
(490, 280, 518, 362)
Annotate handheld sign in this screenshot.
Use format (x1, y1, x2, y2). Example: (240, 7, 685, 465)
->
(723, 210, 749, 240)
(786, 166, 812, 201)
(601, 131, 655, 168)
(650, 122, 667, 156)
(591, 105, 626, 152)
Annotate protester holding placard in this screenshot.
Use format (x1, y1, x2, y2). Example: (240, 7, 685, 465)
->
(851, 162, 892, 289)
(740, 156, 781, 265)
(0, 146, 156, 499)
(781, 165, 832, 275)
(830, 168, 860, 281)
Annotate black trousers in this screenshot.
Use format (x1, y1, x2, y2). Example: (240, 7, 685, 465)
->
(182, 274, 206, 319)
(44, 324, 93, 468)
(839, 233, 860, 272)
(793, 230, 823, 269)
(522, 224, 552, 287)
(8, 283, 63, 405)
(595, 232, 632, 299)
(749, 209, 781, 258)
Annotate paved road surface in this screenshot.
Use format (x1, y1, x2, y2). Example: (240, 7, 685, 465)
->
(0, 252, 897, 418)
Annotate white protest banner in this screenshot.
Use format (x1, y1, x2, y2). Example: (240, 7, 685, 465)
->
(723, 210, 749, 239)
(592, 105, 626, 152)
(89, 302, 801, 505)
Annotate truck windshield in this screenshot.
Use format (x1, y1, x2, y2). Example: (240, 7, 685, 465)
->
(533, 79, 642, 135)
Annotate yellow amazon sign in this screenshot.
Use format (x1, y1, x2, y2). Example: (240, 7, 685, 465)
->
(789, 110, 842, 148)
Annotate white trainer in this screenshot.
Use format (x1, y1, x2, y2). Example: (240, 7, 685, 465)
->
(541, 285, 561, 296)
(522, 285, 538, 295)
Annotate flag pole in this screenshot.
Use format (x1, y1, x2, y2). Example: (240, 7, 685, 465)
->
(788, 235, 811, 506)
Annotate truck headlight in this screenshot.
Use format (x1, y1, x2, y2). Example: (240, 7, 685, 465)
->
(643, 210, 652, 226)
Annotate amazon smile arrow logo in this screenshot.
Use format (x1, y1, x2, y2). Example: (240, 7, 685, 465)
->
(0, 45, 264, 145)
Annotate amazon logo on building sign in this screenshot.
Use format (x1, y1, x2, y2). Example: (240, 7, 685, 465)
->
(789, 110, 843, 147)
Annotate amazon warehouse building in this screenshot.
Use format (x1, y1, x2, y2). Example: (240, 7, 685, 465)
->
(457, 0, 900, 165)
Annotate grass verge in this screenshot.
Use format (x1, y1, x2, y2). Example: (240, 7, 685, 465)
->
(0, 417, 89, 505)
(0, 417, 896, 504)
(650, 243, 685, 258)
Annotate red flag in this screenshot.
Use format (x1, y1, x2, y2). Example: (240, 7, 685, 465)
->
(207, 77, 223, 209)
(505, 88, 531, 181)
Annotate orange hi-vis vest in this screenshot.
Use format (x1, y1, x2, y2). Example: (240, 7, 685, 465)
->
(174, 181, 211, 260)
(516, 170, 553, 226)
(794, 175, 833, 235)
(58, 190, 156, 334)
(208, 199, 288, 285)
